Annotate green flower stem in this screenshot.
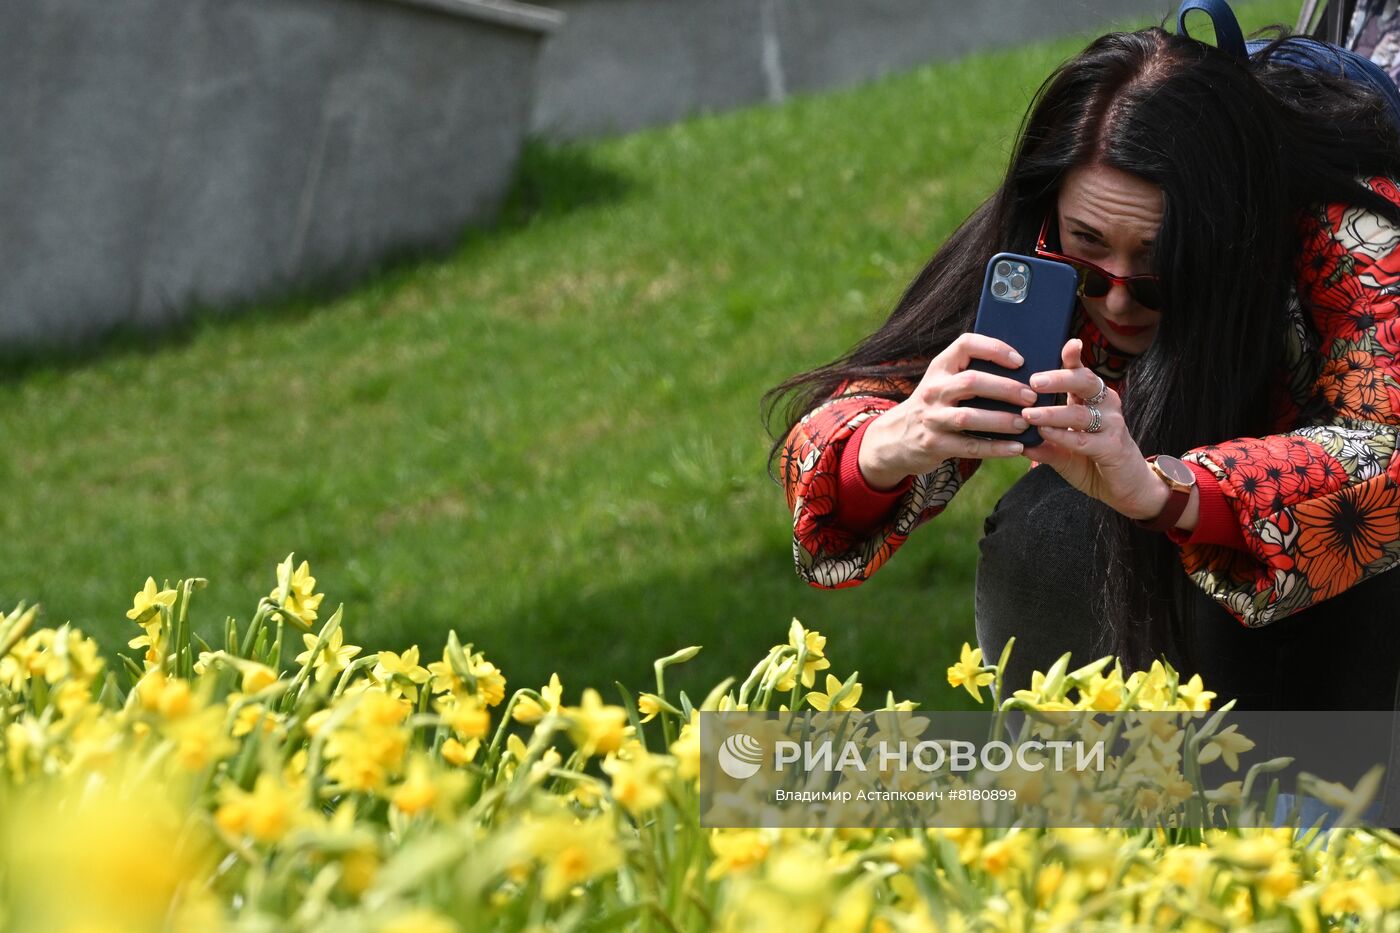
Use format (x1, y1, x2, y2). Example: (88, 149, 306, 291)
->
(482, 688, 543, 778)
(331, 656, 378, 701)
(278, 606, 343, 715)
(268, 618, 284, 671)
(0, 610, 34, 660)
(239, 600, 273, 660)
(737, 646, 787, 709)
(652, 646, 700, 751)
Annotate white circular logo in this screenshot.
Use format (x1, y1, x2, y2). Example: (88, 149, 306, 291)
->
(717, 732, 764, 779)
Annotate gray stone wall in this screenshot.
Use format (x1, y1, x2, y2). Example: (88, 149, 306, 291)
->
(0, 0, 559, 353)
(531, 0, 1179, 141)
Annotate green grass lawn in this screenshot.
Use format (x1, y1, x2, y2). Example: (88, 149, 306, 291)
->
(0, 0, 1298, 711)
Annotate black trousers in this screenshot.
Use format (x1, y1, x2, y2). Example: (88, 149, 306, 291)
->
(975, 463, 1400, 712)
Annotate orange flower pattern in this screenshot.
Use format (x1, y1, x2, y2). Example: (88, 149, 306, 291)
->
(783, 379, 979, 588)
(780, 176, 1400, 626)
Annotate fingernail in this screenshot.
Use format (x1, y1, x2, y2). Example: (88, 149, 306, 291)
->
(1029, 376, 1046, 389)
(1013, 418, 1029, 430)
(1021, 389, 1037, 404)
(1009, 352, 1025, 367)
(1023, 411, 1039, 424)
(1003, 442, 1024, 454)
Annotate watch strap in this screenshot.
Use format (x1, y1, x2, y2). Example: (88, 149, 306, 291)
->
(1135, 456, 1193, 533)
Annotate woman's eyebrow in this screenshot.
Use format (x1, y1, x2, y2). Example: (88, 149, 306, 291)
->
(1065, 216, 1155, 248)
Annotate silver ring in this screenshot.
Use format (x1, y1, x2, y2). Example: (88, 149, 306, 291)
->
(1085, 406, 1103, 434)
(1085, 375, 1108, 405)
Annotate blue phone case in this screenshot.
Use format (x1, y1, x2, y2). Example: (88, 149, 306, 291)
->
(958, 252, 1079, 447)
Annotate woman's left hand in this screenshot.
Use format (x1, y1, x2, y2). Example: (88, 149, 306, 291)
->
(1020, 339, 1164, 521)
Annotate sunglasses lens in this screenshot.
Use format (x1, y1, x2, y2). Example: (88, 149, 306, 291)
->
(1040, 229, 1166, 311)
(1078, 267, 1112, 299)
(1076, 264, 1164, 311)
(1131, 280, 1163, 311)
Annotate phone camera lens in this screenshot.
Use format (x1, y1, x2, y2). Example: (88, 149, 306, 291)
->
(995, 261, 1012, 277)
(1010, 273, 1026, 290)
(991, 280, 1008, 298)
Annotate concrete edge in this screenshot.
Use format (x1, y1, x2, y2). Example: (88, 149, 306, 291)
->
(377, 0, 565, 32)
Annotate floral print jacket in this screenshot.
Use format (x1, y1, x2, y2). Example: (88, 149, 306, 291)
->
(780, 175, 1400, 628)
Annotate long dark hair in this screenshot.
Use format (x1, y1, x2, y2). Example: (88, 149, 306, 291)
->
(761, 25, 1400, 673)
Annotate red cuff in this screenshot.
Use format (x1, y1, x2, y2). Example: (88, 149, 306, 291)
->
(831, 414, 912, 533)
(1165, 463, 1247, 550)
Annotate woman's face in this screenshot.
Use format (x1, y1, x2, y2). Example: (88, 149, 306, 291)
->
(1055, 164, 1164, 355)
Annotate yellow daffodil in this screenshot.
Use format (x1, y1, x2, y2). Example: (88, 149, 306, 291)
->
(526, 815, 623, 901)
(888, 836, 926, 871)
(164, 706, 237, 772)
(135, 670, 195, 719)
(601, 746, 672, 814)
(322, 693, 411, 793)
(215, 773, 305, 844)
(232, 703, 280, 738)
(947, 643, 995, 704)
(5, 779, 207, 933)
(1320, 877, 1383, 918)
(11, 568, 1400, 933)
(26, 627, 105, 687)
(978, 831, 1031, 879)
(126, 576, 177, 623)
(563, 688, 631, 758)
(426, 649, 463, 696)
(468, 650, 507, 707)
(390, 755, 466, 820)
(637, 692, 664, 722)
(436, 693, 490, 740)
(670, 710, 700, 780)
(425, 646, 506, 707)
(1197, 724, 1255, 771)
(269, 555, 325, 628)
(806, 673, 863, 711)
(1127, 660, 1173, 709)
(512, 672, 563, 724)
(1306, 765, 1385, 817)
(372, 646, 430, 701)
(440, 736, 480, 767)
(1077, 669, 1126, 711)
(1175, 673, 1217, 711)
(706, 829, 773, 880)
(1016, 688, 1077, 713)
(773, 619, 832, 691)
(295, 627, 361, 685)
(239, 661, 278, 694)
(498, 733, 560, 787)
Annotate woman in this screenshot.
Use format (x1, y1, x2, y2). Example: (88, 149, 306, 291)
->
(763, 24, 1400, 712)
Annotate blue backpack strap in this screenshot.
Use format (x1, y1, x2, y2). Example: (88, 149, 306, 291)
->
(1176, 0, 1249, 57)
(1247, 36, 1400, 132)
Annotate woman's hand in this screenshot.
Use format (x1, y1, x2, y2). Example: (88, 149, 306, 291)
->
(858, 333, 1040, 489)
(1019, 338, 1166, 520)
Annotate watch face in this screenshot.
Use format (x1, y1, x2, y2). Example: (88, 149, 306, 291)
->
(1154, 455, 1195, 487)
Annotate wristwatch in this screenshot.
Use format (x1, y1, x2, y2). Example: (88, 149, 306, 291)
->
(1134, 455, 1196, 533)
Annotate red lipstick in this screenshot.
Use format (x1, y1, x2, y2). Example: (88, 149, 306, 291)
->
(1104, 320, 1152, 337)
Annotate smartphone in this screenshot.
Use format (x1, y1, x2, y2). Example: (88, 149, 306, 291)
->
(957, 252, 1079, 447)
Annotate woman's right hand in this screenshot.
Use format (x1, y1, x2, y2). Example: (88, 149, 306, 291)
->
(857, 334, 1039, 489)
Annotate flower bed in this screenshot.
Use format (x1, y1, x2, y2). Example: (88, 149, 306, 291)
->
(0, 555, 1396, 930)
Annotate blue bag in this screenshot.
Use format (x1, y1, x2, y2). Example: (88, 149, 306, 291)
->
(1176, 0, 1400, 129)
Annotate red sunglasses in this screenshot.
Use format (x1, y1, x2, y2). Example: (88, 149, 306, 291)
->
(1034, 215, 1164, 312)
